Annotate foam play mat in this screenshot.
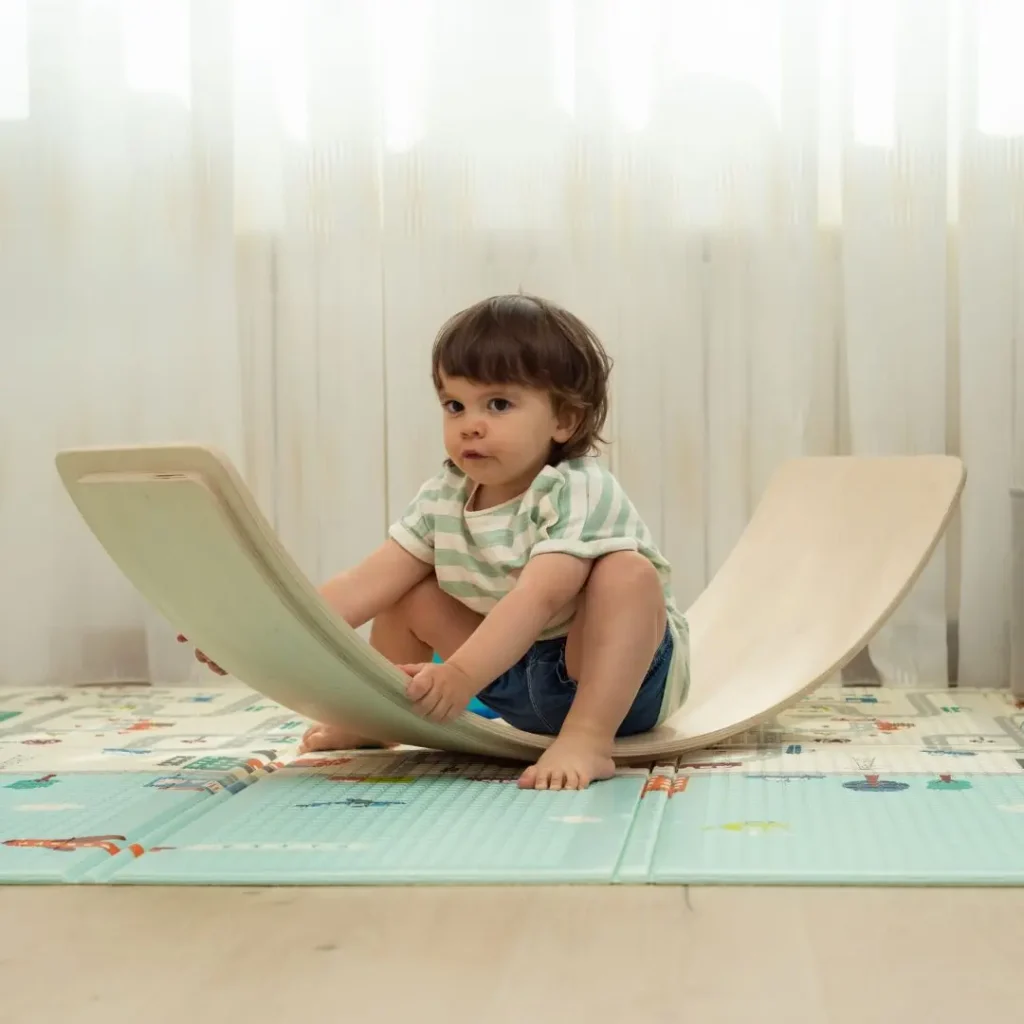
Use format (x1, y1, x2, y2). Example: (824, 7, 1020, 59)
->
(108, 758, 650, 886)
(2, 680, 1024, 885)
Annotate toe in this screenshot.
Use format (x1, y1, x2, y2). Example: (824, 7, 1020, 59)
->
(301, 726, 332, 753)
(549, 772, 564, 792)
(518, 766, 538, 790)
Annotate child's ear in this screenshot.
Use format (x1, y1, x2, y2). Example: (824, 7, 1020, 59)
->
(552, 404, 583, 444)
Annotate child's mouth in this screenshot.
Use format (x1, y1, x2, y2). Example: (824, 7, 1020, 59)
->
(462, 451, 489, 460)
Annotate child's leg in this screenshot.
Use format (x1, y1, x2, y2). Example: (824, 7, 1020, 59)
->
(518, 551, 667, 791)
(368, 576, 484, 664)
(301, 578, 483, 751)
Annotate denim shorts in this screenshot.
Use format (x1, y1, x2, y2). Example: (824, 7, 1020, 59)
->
(475, 624, 674, 737)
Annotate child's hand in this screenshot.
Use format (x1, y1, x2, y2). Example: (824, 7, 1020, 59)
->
(400, 662, 478, 724)
(175, 634, 227, 676)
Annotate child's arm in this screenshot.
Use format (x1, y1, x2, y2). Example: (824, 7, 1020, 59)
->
(318, 539, 432, 629)
(445, 552, 590, 687)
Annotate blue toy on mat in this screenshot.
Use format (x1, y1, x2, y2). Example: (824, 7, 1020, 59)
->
(432, 653, 499, 719)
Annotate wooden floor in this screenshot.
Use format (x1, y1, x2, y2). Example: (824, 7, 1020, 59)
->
(2, 886, 1018, 1023)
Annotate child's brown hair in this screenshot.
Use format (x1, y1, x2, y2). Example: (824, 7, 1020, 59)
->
(430, 294, 612, 463)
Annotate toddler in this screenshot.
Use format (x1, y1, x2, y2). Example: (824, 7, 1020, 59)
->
(192, 294, 689, 789)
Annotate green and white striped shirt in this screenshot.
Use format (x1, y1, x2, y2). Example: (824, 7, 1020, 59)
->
(388, 457, 689, 723)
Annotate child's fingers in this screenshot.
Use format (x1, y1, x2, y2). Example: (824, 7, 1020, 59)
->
(196, 651, 227, 676)
(440, 701, 464, 723)
(427, 699, 453, 723)
(411, 686, 445, 720)
(405, 669, 432, 702)
(178, 636, 227, 676)
(424, 697, 450, 723)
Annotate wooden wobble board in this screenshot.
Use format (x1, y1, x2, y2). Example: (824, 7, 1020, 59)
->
(55, 446, 965, 763)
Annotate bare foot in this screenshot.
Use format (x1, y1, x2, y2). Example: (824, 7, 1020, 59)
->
(299, 722, 395, 754)
(518, 736, 616, 791)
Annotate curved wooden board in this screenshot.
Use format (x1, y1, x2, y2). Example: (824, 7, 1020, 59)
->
(611, 453, 965, 759)
(55, 446, 964, 762)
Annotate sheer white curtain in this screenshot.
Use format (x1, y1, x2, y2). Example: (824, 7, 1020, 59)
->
(1, 0, 1022, 687)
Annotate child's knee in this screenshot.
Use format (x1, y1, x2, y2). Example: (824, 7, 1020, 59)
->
(589, 551, 660, 595)
(399, 576, 443, 620)
(587, 552, 666, 636)
(377, 576, 441, 631)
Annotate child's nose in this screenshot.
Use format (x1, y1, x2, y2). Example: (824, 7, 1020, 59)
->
(461, 418, 485, 438)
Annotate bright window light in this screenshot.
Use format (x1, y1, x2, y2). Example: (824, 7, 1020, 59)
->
(234, 0, 308, 141)
(850, 0, 896, 147)
(0, 0, 29, 121)
(668, 0, 782, 122)
(551, 0, 575, 117)
(121, 0, 191, 107)
(374, 0, 429, 152)
(977, 0, 1024, 136)
(606, 0, 656, 131)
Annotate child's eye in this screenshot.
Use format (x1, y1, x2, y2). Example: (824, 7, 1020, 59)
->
(487, 398, 513, 413)
(443, 400, 464, 415)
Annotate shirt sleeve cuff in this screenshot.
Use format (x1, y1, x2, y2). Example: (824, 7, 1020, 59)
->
(529, 537, 639, 561)
(388, 523, 434, 564)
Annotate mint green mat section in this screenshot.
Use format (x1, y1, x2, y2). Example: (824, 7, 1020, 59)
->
(650, 772, 1024, 886)
(6, 758, 1024, 887)
(0, 770, 247, 883)
(109, 755, 649, 885)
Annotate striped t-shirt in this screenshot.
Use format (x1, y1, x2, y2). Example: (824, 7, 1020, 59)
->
(388, 457, 689, 724)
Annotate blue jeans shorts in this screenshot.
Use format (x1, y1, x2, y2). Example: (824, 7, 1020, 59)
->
(475, 624, 674, 737)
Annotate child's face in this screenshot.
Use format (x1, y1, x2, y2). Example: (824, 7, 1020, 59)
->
(438, 375, 578, 498)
